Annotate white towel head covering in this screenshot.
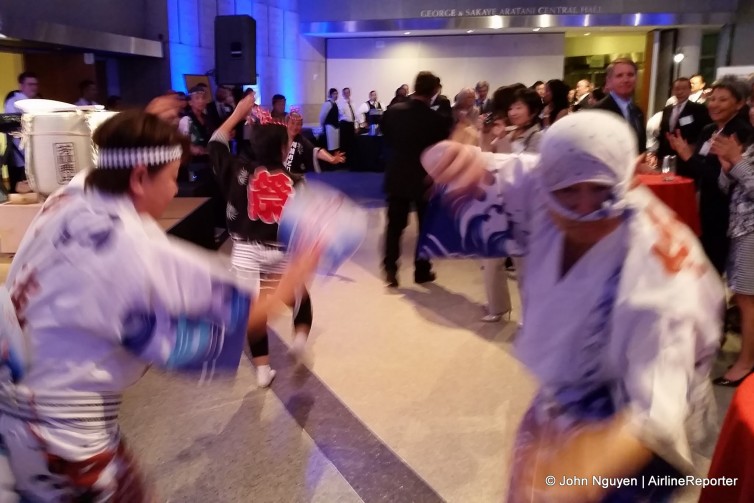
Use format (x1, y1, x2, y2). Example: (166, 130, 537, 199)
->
(539, 110, 637, 221)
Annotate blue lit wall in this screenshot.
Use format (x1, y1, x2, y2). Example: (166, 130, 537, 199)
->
(165, 0, 325, 120)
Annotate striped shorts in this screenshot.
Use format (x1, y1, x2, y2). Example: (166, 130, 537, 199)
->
(231, 241, 289, 293)
(728, 232, 754, 295)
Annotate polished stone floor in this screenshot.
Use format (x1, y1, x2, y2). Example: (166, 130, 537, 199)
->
(0, 172, 739, 502)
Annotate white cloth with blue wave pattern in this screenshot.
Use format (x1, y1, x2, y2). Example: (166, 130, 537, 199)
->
(0, 170, 252, 468)
(425, 111, 725, 478)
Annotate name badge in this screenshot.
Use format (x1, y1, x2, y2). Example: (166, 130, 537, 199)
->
(699, 140, 712, 156)
(679, 116, 693, 127)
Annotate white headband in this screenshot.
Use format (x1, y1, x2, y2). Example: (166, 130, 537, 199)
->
(96, 145, 183, 169)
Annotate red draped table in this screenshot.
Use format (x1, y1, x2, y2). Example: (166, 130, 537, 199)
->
(637, 174, 701, 235)
(699, 375, 754, 502)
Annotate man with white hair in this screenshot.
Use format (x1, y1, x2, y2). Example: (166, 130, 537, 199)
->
(452, 87, 479, 127)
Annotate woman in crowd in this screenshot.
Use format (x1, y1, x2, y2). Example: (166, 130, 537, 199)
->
(668, 75, 754, 284)
(541, 78, 570, 128)
(422, 110, 723, 501)
(0, 98, 318, 500)
(477, 88, 542, 322)
(709, 118, 754, 387)
(210, 95, 318, 387)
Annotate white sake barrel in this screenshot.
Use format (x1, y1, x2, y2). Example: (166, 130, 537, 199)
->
(16, 99, 116, 196)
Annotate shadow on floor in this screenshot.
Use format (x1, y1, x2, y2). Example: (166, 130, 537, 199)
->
(398, 282, 518, 349)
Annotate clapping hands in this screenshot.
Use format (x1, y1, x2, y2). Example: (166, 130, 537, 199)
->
(665, 130, 693, 161)
(711, 134, 744, 173)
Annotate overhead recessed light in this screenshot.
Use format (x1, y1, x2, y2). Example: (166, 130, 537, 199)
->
(584, 32, 591, 36)
(532, 28, 541, 32)
(467, 30, 474, 33)
(404, 31, 411, 35)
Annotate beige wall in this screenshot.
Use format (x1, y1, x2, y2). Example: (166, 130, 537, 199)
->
(0, 52, 25, 103)
(565, 34, 647, 58)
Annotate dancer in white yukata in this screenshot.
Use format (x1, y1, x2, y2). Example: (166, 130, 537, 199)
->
(421, 110, 724, 502)
(0, 105, 318, 501)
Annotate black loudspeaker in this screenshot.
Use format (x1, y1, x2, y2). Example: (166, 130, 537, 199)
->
(214, 15, 257, 85)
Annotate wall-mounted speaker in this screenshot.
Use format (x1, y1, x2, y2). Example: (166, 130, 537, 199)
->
(214, 15, 257, 85)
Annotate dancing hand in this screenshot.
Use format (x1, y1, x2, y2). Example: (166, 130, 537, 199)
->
(331, 151, 346, 164)
(421, 141, 493, 199)
(146, 94, 184, 126)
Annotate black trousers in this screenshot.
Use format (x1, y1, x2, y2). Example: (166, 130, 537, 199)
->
(8, 165, 26, 193)
(249, 289, 313, 358)
(339, 120, 355, 169)
(383, 196, 432, 276)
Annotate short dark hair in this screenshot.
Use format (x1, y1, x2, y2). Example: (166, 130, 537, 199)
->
(606, 58, 638, 79)
(86, 110, 190, 195)
(18, 72, 38, 84)
(329, 88, 338, 97)
(710, 75, 749, 103)
(530, 80, 544, 89)
(79, 80, 96, 93)
(188, 84, 206, 95)
(673, 77, 691, 88)
(691, 73, 705, 83)
(491, 83, 526, 118)
(414, 71, 440, 98)
(272, 94, 286, 104)
(342, 87, 350, 93)
(511, 88, 544, 121)
(251, 123, 288, 167)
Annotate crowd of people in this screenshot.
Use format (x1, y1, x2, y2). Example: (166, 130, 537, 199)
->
(1, 56, 754, 500)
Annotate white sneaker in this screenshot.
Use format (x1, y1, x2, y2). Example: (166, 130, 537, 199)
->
(256, 367, 277, 388)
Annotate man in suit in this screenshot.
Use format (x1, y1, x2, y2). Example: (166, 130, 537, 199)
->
(205, 86, 234, 134)
(429, 84, 453, 132)
(591, 58, 647, 153)
(571, 79, 591, 111)
(381, 72, 451, 287)
(657, 77, 711, 165)
(475, 80, 493, 114)
(689, 74, 707, 104)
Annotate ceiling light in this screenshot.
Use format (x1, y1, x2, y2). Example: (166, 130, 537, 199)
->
(584, 32, 591, 36)
(673, 53, 685, 63)
(404, 31, 411, 35)
(467, 30, 474, 33)
(532, 28, 541, 32)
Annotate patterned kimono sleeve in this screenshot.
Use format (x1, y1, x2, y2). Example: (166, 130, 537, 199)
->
(610, 213, 724, 474)
(208, 130, 238, 202)
(617, 307, 700, 473)
(120, 237, 251, 374)
(421, 152, 538, 258)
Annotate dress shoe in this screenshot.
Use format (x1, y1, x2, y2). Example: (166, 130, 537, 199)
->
(414, 271, 436, 284)
(712, 369, 754, 387)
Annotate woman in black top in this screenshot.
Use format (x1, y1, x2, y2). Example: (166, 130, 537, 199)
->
(668, 76, 754, 277)
(210, 95, 314, 387)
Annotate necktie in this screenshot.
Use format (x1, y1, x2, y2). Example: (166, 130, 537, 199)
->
(348, 102, 355, 122)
